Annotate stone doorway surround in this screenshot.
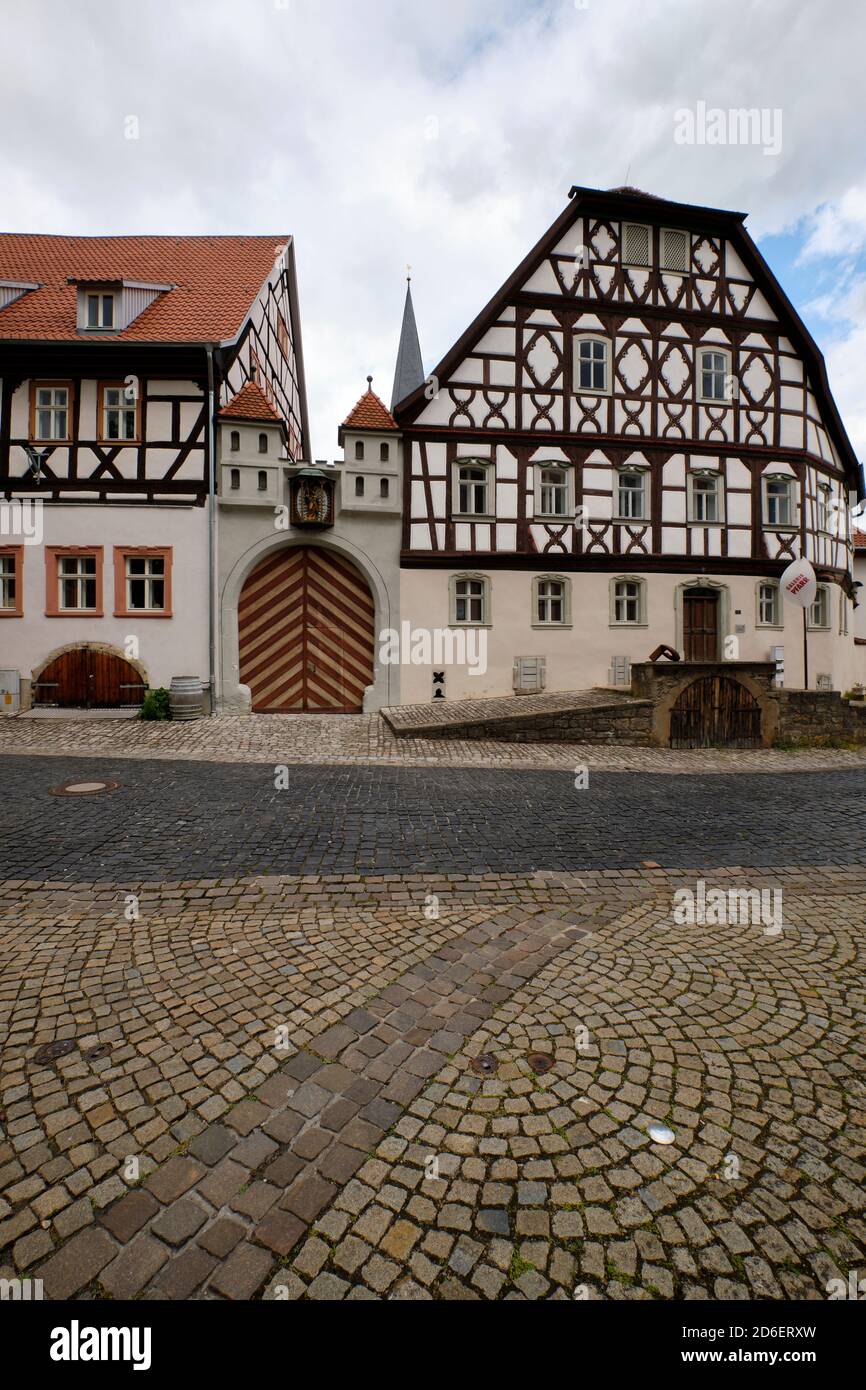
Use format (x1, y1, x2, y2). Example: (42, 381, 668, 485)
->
(631, 660, 780, 748)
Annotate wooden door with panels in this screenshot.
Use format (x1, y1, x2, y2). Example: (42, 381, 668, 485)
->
(238, 545, 375, 712)
(682, 588, 719, 661)
(34, 646, 145, 707)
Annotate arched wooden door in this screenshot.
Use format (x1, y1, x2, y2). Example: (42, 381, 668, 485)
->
(238, 546, 375, 712)
(34, 647, 146, 708)
(669, 675, 761, 748)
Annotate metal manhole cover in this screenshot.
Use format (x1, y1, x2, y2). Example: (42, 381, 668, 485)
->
(84, 1044, 111, 1061)
(470, 1054, 498, 1076)
(49, 780, 120, 797)
(34, 1039, 77, 1064)
(527, 1052, 554, 1075)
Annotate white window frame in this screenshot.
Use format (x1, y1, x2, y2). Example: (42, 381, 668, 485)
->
(453, 460, 493, 518)
(58, 553, 97, 611)
(85, 291, 116, 330)
(687, 471, 723, 524)
(449, 572, 491, 627)
(532, 575, 571, 628)
(660, 227, 689, 274)
(0, 553, 17, 610)
(573, 335, 610, 395)
(763, 475, 798, 530)
(34, 384, 70, 441)
(125, 554, 166, 612)
(101, 385, 137, 442)
(816, 482, 832, 534)
(697, 347, 733, 404)
(622, 222, 651, 268)
(807, 583, 830, 630)
(616, 468, 648, 522)
(535, 463, 572, 519)
(756, 580, 782, 628)
(609, 575, 647, 626)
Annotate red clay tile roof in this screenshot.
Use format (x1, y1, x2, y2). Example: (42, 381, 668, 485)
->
(342, 381, 398, 431)
(854, 528, 866, 550)
(0, 233, 288, 342)
(219, 380, 281, 423)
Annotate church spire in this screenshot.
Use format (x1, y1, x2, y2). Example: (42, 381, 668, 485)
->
(390, 272, 425, 410)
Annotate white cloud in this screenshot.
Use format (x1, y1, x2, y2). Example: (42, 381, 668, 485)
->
(1, 0, 865, 455)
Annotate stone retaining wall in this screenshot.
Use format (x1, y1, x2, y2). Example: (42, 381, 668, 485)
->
(776, 690, 866, 742)
(398, 699, 655, 745)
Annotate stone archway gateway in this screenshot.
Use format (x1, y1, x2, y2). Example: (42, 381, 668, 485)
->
(238, 545, 375, 712)
(669, 674, 761, 748)
(33, 644, 146, 708)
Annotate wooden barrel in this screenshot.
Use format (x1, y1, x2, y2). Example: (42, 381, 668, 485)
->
(169, 675, 203, 721)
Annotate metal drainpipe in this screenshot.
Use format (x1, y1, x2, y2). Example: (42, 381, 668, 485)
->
(206, 345, 218, 715)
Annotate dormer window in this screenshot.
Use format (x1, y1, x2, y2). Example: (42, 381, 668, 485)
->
(86, 291, 116, 329)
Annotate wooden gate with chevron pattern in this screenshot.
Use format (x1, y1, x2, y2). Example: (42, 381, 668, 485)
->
(238, 546, 376, 712)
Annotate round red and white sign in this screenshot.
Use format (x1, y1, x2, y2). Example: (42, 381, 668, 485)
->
(779, 557, 817, 608)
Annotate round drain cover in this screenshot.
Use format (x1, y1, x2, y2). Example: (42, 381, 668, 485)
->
(527, 1052, 554, 1075)
(470, 1054, 498, 1076)
(50, 780, 119, 797)
(34, 1039, 77, 1064)
(648, 1122, 676, 1145)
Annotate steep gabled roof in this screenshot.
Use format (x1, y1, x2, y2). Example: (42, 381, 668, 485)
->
(340, 378, 399, 436)
(219, 380, 282, 423)
(391, 281, 425, 409)
(393, 185, 861, 493)
(0, 233, 290, 342)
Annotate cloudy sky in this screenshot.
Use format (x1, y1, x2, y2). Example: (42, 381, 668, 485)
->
(1, 0, 864, 463)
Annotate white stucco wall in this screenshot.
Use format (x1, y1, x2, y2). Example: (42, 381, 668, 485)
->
(398, 567, 861, 701)
(1, 503, 209, 696)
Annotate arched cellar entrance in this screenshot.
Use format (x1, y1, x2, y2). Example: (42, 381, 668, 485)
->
(669, 675, 761, 748)
(238, 545, 376, 712)
(34, 645, 146, 708)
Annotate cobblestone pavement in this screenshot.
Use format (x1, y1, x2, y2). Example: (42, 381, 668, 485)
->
(3, 710, 866, 773)
(2, 755, 866, 882)
(1, 870, 864, 1300)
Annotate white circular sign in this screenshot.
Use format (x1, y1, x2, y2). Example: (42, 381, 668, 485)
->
(779, 558, 817, 609)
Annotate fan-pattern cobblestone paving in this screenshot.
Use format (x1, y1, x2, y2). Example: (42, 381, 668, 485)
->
(1, 868, 864, 1301)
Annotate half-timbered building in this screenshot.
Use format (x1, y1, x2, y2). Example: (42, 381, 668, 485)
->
(0, 233, 307, 709)
(394, 186, 864, 701)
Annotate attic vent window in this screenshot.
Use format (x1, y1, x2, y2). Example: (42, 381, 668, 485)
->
(86, 292, 115, 329)
(661, 229, 689, 273)
(623, 223, 650, 267)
